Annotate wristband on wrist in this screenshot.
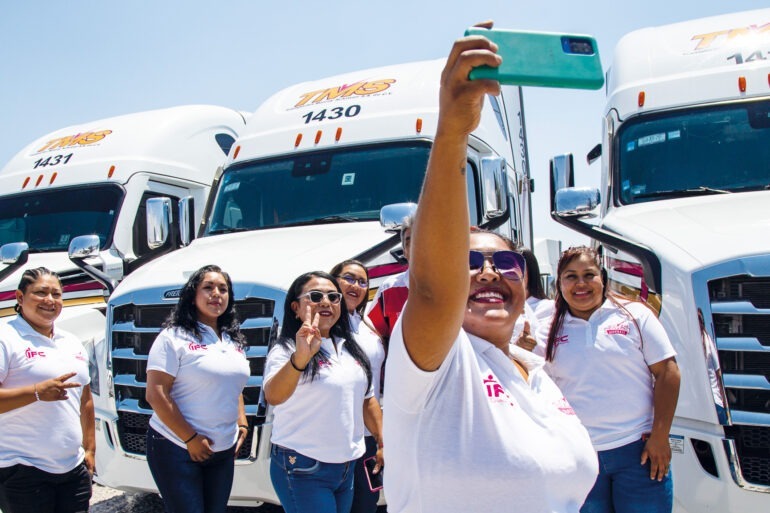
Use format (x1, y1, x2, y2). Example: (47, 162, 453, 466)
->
(34, 384, 40, 402)
(238, 424, 249, 432)
(290, 353, 307, 372)
(184, 432, 198, 444)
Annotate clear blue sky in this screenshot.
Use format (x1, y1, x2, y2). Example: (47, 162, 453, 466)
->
(0, 1, 761, 247)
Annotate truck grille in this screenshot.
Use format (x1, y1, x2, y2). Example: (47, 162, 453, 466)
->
(709, 274, 770, 487)
(110, 296, 276, 459)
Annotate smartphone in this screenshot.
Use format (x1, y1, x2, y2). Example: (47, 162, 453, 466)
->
(364, 456, 383, 492)
(464, 28, 604, 90)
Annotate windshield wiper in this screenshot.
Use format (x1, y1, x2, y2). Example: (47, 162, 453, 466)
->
(207, 227, 253, 235)
(270, 215, 364, 229)
(634, 186, 731, 200)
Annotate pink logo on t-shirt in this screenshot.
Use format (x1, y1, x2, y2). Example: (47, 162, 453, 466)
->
(605, 322, 630, 335)
(187, 343, 208, 352)
(75, 353, 88, 362)
(24, 347, 46, 359)
(555, 334, 569, 346)
(554, 397, 576, 415)
(483, 374, 516, 407)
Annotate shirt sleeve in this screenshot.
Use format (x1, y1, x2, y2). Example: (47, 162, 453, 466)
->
(146, 329, 181, 377)
(0, 333, 10, 383)
(384, 313, 458, 414)
(264, 342, 293, 382)
(630, 303, 677, 366)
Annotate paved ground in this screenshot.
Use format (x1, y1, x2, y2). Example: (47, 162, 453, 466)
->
(90, 484, 283, 512)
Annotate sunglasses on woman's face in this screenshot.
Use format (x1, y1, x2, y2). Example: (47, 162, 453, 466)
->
(469, 250, 525, 281)
(297, 290, 343, 304)
(337, 274, 368, 288)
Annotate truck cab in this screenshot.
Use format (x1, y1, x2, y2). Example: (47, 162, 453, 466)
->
(95, 59, 551, 506)
(551, 9, 770, 512)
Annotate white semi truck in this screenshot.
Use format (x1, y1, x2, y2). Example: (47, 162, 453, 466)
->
(93, 58, 554, 506)
(551, 9, 770, 512)
(0, 105, 246, 382)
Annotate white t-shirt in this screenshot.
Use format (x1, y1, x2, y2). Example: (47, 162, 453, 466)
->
(350, 312, 385, 437)
(383, 317, 598, 513)
(265, 336, 373, 463)
(0, 316, 90, 473)
(147, 324, 250, 450)
(527, 296, 555, 322)
(543, 300, 677, 451)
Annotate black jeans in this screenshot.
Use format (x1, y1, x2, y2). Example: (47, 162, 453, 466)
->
(351, 436, 380, 513)
(0, 462, 92, 513)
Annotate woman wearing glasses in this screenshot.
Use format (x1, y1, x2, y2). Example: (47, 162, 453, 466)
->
(330, 260, 385, 513)
(382, 26, 598, 512)
(264, 271, 382, 513)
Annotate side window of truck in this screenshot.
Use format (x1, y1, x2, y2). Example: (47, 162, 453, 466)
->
(132, 192, 180, 258)
(466, 161, 480, 226)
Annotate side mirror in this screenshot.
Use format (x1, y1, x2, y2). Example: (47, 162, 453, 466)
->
(147, 197, 172, 250)
(0, 242, 29, 282)
(554, 187, 600, 217)
(178, 196, 194, 247)
(68, 235, 117, 294)
(549, 154, 575, 212)
(380, 203, 417, 233)
(480, 156, 506, 219)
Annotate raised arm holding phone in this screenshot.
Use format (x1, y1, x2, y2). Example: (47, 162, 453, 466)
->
(382, 23, 599, 513)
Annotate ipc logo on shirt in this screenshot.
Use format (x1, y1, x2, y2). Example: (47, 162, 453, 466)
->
(24, 348, 46, 359)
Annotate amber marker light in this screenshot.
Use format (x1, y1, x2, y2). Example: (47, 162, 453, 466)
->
(738, 76, 747, 93)
(315, 130, 322, 144)
(638, 91, 645, 107)
(108, 165, 116, 178)
(295, 134, 303, 147)
(335, 127, 342, 142)
(35, 175, 44, 186)
(233, 146, 241, 159)
(49, 172, 58, 184)
(22, 177, 30, 189)
(416, 118, 423, 133)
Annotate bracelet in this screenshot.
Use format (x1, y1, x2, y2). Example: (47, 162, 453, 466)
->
(238, 424, 249, 432)
(184, 432, 198, 444)
(290, 353, 307, 372)
(34, 384, 40, 402)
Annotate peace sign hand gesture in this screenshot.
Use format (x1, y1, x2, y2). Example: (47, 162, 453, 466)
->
(293, 304, 322, 369)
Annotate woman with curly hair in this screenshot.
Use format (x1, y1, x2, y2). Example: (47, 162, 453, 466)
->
(145, 264, 250, 513)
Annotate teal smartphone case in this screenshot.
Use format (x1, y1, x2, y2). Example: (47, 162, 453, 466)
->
(464, 28, 604, 90)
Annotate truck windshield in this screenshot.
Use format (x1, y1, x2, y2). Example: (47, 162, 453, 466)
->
(617, 99, 770, 204)
(206, 142, 431, 233)
(0, 184, 124, 252)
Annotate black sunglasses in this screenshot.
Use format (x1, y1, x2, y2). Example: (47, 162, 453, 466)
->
(297, 290, 343, 304)
(469, 250, 525, 281)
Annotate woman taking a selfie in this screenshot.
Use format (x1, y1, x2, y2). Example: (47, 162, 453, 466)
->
(264, 271, 382, 513)
(383, 25, 598, 513)
(145, 264, 250, 513)
(0, 267, 94, 513)
(331, 259, 385, 513)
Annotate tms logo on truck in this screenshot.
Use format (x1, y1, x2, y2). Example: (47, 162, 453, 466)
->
(35, 130, 113, 153)
(690, 21, 770, 52)
(294, 79, 396, 107)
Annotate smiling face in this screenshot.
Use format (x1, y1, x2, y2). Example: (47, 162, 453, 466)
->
(291, 276, 342, 338)
(16, 274, 63, 337)
(558, 253, 605, 320)
(194, 272, 230, 329)
(462, 232, 525, 349)
(336, 263, 368, 314)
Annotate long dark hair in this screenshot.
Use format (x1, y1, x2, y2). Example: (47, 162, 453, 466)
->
(276, 271, 372, 388)
(163, 264, 245, 346)
(522, 249, 547, 300)
(545, 246, 640, 361)
(15, 267, 61, 314)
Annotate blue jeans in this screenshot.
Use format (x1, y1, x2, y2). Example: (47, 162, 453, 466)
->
(581, 438, 673, 513)
(0, 462, 91, 513)
(270, 444, 355, 513)
(146, 426, 236, 513)
(351, 436, 379, 513)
